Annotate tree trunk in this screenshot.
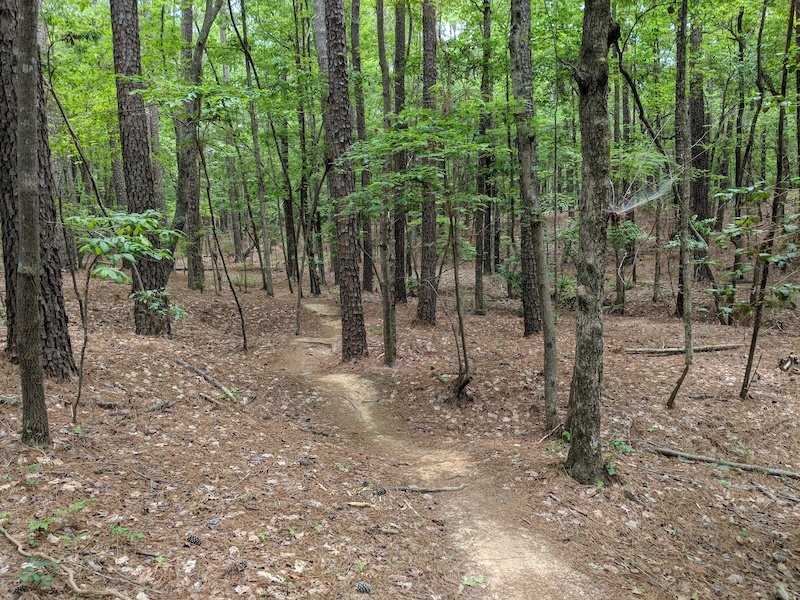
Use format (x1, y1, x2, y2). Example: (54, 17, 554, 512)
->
(416, 0, 438, 325)
(325, 0, 367, 361)
(393, 0, 408, 304)
(16, 0, 49, 447)
(350, 0, 373, 293)
(565, 0, 618, 484)
(474, 0, 493, 316)
(376, 0, 396, 365)
(176, 0, 204, 292)
(109, 127, 127, 207)
(0, 1, 77, 380)
(110, 0, 172, 336)
(510, 0, 558, 431)
(690, 26, 711, 282)
(668, 0, 693, 408)
(741, 0, 795, 398)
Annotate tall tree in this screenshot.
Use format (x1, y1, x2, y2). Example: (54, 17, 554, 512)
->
(325, 0, 368, 360)
(565, 0, 618, 484)
(416, 0, 438, 324)
(0, 0, 76, 381)
(376, 0, 396, 366)
(689, 24, 711, 281)
(393, 0, 408, 304)
(474, 0, 493, 316)
(668, 0, 693, 408)
(350, 0, 373, 293)
(509, 0, 558, 430)
(110, 0, 169, 335)
(16, 0, 49, 447)
(175, 0, 224, 292)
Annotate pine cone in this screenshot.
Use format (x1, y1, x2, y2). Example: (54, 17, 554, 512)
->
(355, 581, 372, 594)
(186, 533, 202, 546)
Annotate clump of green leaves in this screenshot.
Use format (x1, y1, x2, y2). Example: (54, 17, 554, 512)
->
(66, 210, 180, 286)
(18, 558, 59, 588)
(110, 524, 145, 543)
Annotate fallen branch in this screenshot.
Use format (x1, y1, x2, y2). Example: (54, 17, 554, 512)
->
(1, 525, 133, 599)
(176, 358, 238, 402)
(390, 484, 466, 493)
(649, 446, 800, 479)
(199, 392, 226, 407)
(625, 343, 742, 355)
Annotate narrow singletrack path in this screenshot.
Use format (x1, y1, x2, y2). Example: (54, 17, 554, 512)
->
(277, 302, 598, 599)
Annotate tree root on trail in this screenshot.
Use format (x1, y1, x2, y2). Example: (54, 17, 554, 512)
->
(647, 444, 800, 479)
(1, 526, 134, 599)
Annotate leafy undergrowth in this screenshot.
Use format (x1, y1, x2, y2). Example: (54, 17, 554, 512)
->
(0, 263, 798, 600)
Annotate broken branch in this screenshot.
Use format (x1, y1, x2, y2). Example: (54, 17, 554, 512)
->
(649, 446, 800, 479)
(176, 358, 238, 402)
(625, 343, 742, 355)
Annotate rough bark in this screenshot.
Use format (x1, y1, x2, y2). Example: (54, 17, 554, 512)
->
(393, 0, 407, 304)
(16, 0, 49, 447)
(110, 0, 170, 335)
(376, 0, 396, 365)
(325, 0, 368, 361)
(1, 0, 76, 381)
(565, 0, 617, 484)
(416, 0, 438, 325)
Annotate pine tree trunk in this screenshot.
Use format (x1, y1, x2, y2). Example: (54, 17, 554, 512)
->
(325, 0, 367, 361)
(110, 0, 173, 335)
(393, 1, 407, 304)
(1, 0, 77, 381)
(416, 0, 438, 325)
(16, 0, 49, 447)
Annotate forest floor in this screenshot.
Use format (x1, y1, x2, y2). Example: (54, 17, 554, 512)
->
(0, 258, 799, 600)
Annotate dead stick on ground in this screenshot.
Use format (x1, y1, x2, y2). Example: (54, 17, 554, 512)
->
(537, 422, 563, 444)
(1, 526, 133, 599)
(390, 484, 466, 493)
(176, 358, 237, 402)
(199, 392, 226, 407)
(625, 343, 741, 355)
(649, 445, 800, 479)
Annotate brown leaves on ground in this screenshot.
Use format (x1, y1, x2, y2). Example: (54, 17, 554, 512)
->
(0, 264, 798, 599)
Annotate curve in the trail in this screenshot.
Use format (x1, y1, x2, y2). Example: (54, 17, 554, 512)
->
(295, 302, 595, 599)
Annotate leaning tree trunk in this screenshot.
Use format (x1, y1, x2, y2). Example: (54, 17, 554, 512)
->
(565, 0, 618, 484)
(16, 0, 49, 447)
(416, 0, 438, 325)
(325, 0, 367, 361)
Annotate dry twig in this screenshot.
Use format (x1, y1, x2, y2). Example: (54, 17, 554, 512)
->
(1, 526, 134, 599)
(176, 358, 238, 402)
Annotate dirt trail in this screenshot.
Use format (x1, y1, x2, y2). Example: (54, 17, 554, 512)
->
(288, 302, 595, 599)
